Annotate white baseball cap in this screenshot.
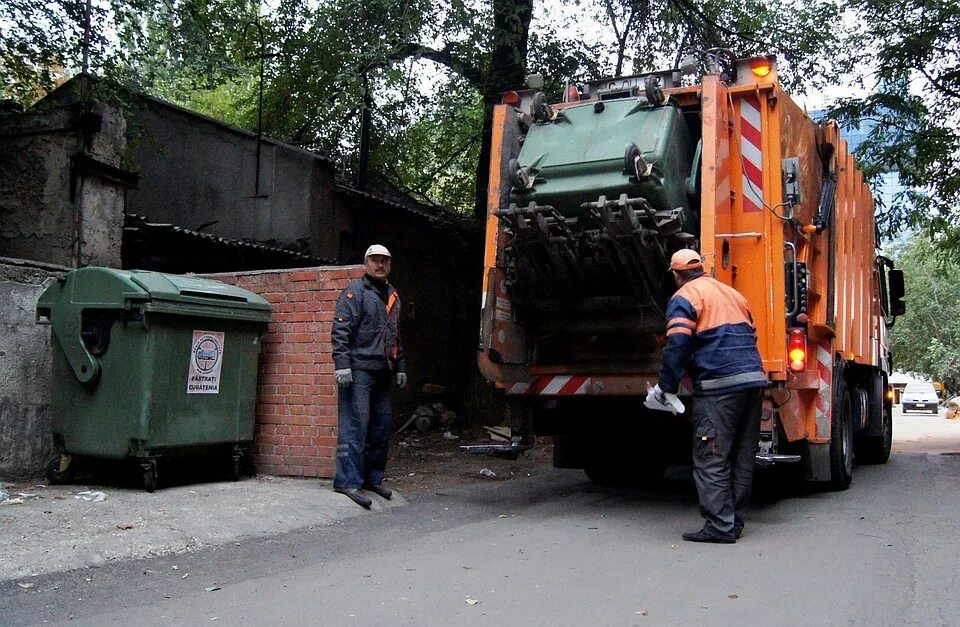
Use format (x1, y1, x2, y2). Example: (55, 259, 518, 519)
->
(364, 244, 391, 258)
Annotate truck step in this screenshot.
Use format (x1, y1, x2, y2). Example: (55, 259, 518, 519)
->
(755, 453, 802, 467)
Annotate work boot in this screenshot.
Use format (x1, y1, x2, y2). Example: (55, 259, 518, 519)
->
(364, 484, 392, 500)
(682, 529, 736, 544)
(734, 520, 745, 539)
(334, 486, 372, 509)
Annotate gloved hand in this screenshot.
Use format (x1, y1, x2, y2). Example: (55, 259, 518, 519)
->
(334, 368, 353, 388)
(644, 383, 685, 414)
(396, 372, 407, 388)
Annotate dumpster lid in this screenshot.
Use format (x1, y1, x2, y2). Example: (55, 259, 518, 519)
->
(128, 271, 271, 313)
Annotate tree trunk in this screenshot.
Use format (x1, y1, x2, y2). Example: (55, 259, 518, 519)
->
(472, 0, 534, 221)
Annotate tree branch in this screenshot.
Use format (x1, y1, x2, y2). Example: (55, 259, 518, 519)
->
(373, 42, 484, 93)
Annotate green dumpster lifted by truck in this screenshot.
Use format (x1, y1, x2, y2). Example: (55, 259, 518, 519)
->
(37, 268, 271, 492)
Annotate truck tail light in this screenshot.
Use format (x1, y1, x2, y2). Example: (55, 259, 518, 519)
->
(751, 58, 773, 77)
(501, 91, 520, 106)
(788, 328, 806, 372)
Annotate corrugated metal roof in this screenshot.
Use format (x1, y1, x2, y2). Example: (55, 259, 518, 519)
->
(123, 214, 332, 273)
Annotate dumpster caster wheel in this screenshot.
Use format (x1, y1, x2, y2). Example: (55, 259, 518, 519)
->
(142, 462, 158, 493)
(45, 454, 74, 485)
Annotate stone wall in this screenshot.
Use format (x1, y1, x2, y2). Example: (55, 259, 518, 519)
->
(208, 265, 363, 478)
(0, 101, 127, 268)
(0, 258, 68, 480)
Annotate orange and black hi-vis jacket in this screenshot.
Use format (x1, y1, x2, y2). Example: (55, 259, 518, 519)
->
(658, 273, 766, 396)
(332, 275, 405, 373)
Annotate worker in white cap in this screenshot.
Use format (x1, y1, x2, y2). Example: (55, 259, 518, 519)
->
(646, 248, 766, 543)
(330, 244, 407, 508)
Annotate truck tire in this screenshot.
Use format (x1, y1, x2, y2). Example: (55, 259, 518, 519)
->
(829, 375, 854, 490)
(855, 375, 893, 464)
(584, 452, 665, 487)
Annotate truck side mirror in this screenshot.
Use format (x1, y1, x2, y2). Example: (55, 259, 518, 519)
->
(889, 269, 906, 316)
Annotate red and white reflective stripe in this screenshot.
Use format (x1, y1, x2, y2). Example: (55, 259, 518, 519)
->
(494, 296, 512, 321)
(739, 94, 764, 213)
(815, 340, 832, 437)
(509, 375, 590, 395)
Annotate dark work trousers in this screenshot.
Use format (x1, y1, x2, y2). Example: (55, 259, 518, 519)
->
(334, 369, 393, 490)
(691, 387, 763, 537)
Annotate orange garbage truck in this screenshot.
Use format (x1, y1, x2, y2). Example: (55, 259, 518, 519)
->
(475, 51, 906, 489)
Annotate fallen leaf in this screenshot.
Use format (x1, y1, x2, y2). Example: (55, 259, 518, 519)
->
(465, 597, 480, 606)
(18, 582, 34, 589)
(205, 586, 222, 592)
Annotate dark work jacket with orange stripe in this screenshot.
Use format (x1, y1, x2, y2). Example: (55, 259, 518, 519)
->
(658, 274, 765, 396)
(332, 275, 406, 373)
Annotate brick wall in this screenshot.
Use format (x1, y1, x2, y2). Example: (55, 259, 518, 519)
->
(207, 265, 363, 478)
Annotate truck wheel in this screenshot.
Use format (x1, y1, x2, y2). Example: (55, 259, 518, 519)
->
(584, 456, 664, 487)
(855, 374, 892, 464)
(856, 400, 893, 465)
(829, 377, 854, 490)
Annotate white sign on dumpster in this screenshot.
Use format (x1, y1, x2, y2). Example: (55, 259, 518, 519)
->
(187, 330, 225, 394)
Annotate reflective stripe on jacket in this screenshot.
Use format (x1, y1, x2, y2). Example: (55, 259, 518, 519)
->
(331, 276, 405, 372)
(658, 274, 765, 396)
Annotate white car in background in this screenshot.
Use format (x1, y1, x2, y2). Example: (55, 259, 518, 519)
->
(901, 382, 940, 414)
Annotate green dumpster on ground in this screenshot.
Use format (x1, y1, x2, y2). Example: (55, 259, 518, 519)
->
(36, 267, 271, 491)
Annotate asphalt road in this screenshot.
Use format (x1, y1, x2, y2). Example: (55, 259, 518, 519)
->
(5, 407, 960, 626)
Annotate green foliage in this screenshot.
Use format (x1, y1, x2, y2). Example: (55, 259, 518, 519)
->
(831, 0, 960, 245)
(589, 0, 850, 93)
(1, 0, 859, 217)
(889, 235, 960, 394)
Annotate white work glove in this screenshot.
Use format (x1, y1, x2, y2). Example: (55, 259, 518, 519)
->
(334, 369, 353, 388)
(396, 372, 407, 388)
(644, 383, 685, 414)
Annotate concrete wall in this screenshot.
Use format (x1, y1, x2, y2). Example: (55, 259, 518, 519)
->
(126, 100, 346, 259)
(0, 258, 68, 480)
(0, 107, 78, 266)
(0, 101, 127, 268)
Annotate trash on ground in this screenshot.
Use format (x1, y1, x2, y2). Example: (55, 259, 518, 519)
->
(443, 431, 459, 440)
(1, 498, 25, 506)
(483, 425, 512, 442)
(74, 491, 106, 502)
(17, 582, 34, 589)
(479, 468, 497, 478)
(205, 586, 222, 592)
(635, 609, 648, 616)
(181, 573, 189, 579)
(728, 594, 739, 599)
(421, 383, 447, 395)
(398, 402, 459, 435)
(117, 523, 134, 530)
(465, 597, 480, 605)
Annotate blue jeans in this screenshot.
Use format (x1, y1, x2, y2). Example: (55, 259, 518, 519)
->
(334, 369, 393, 490)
